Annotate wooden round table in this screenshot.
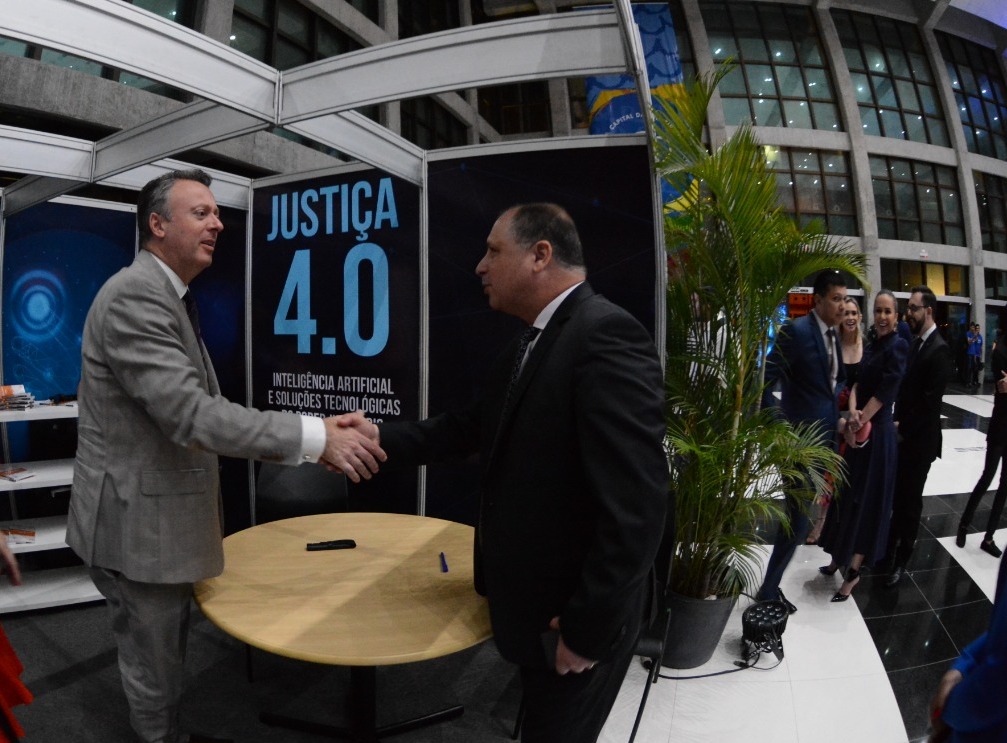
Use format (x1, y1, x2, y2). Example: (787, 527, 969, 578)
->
(194, 512, 492, 741)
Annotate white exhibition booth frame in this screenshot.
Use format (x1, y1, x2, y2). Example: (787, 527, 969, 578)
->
(0, 0, 667, 516)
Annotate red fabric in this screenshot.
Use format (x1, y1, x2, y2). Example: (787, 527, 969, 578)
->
(0, 624, 31, 741)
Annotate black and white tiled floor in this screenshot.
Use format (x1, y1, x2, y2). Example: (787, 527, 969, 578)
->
(601, 382, 1006, 743)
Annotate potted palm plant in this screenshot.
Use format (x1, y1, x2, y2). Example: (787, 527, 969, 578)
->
(653, 67, 867, 668)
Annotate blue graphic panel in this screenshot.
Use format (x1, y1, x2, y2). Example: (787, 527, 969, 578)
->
(3, 202, 135, 401)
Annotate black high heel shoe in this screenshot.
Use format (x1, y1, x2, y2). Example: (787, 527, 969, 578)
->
(818, 563, 839, 576)
(831, 567, 860, 602)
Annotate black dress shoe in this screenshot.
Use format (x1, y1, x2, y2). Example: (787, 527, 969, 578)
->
(885, 566, 904, 588)
(980, 540, 1003, 558)
(777, 588, 797, 614)
(956, 525, 967, 548)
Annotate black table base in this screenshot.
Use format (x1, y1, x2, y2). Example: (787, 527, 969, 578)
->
(260, 666, 464, 742)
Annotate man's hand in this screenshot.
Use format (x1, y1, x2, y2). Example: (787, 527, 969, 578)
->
(548, 616, 597, 675)
(997, 370, 1007, 394)
(927, 668, 962, 743)
(321, 413, 386, 482)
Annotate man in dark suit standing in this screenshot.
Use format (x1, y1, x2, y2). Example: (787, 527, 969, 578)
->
(756, 270, 847, 610)
(886, 285, 953, 587)
(340, 203, 667, 742)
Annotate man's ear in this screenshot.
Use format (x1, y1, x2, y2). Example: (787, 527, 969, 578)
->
(149, 212, 167, 239)
(531, 240, 552, 272)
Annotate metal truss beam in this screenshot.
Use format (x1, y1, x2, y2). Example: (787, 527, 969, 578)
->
(280, 10, 624, 122)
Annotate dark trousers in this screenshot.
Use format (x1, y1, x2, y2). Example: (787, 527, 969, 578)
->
(518, 642, 635, 743)
(887, 445, 934, 569)
(757, 486, 812, 601)
(962, 443, 1007, 540)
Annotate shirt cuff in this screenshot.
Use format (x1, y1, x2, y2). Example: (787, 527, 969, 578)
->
(299, 416, 326, 463)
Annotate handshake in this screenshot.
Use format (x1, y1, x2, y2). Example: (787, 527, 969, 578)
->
(320, 411, 386, 482)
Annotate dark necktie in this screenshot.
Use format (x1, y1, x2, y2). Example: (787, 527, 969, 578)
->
(909, 336, 923, 366)
(183, 290, 202, 342)
(504, 326, 540, 411)
(825, 328, 837, 391)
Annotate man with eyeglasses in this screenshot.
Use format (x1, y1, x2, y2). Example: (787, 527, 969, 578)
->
(886, 286, 954, 588)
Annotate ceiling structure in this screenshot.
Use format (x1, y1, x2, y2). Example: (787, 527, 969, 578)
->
(0, 0, 652, 215)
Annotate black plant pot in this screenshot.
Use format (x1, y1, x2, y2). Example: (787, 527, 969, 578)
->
(661, 591, 737, 669)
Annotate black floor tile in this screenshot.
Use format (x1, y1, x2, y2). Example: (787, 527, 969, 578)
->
(864, 611, 958, 672)
(921, 496, 954, 516)
(921, 512, 965, 539)
(906, 538, 956, 571)
(969, 506, 1007, 532)
(888, 661, 952, 741)
(911, 564, 989, 609)
(935, 600, 993, 653)
(853, 572, 932, 618)
(937, 493, 974, 514)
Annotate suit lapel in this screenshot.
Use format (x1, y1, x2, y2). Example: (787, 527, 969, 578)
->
(808, 314, 831, 386)
(137, 251, 214, 393)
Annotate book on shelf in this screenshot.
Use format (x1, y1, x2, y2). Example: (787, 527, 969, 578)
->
(1, 525, 36, 545)
(0, 394, 35, 411)
(0, 468, 34, 482)
(0, 385, 25, 398)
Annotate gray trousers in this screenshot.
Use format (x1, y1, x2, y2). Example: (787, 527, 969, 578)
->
(91, 567, 192, 743)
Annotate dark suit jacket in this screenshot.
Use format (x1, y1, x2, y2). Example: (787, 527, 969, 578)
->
(762, 311, 844, 446)
(894, 328, 953, 462)
(379, 283, 668, 666)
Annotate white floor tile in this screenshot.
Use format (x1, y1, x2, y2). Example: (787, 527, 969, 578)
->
(943, 394, 994, 418)
(927, 428, 994, 496)
(792, 673, 908, 743)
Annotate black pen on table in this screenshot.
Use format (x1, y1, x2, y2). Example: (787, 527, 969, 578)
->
(439, 551, 449, 573)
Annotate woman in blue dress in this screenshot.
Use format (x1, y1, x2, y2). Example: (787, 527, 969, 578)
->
(819, 289, 909, 601)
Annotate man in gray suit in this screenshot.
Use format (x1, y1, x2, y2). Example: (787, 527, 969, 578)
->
(66, 169, 385, 743)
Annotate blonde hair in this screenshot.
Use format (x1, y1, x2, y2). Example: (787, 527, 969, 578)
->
(841, 296, 863, 348)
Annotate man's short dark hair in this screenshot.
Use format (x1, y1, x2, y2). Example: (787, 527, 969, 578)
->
(506, 203, 586, 270)
(137, 169, 213, 247)
(812, 269, 846, 298)
(909, 285, 937, 310)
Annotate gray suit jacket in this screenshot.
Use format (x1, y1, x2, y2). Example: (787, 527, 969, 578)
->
(67, 249, 303, 584)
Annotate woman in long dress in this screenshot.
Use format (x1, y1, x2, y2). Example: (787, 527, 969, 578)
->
(819, 290, 908, 601)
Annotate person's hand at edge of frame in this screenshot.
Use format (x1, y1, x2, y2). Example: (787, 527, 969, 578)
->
(926, 668, 962, 743)
(0, 539, 22, 586)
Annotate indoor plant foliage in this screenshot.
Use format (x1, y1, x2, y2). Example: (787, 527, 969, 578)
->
(654, 67, 867, 601)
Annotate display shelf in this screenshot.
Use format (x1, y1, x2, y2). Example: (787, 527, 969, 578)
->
(0, 459, 74, 492)
(0, 402, 78, 423)
(1, 515, 70, 553)
(0, 403, 87, 611)
(0, 565, 101, 614)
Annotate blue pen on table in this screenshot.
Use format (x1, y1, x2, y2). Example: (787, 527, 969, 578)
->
(439, 551, 449, 573)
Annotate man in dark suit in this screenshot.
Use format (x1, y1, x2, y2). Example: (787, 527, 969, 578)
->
(67, 169, 385, 743)
(756, 270, 847, 610)
(340, 203, 667, 742)
(886, 285, 954, 587)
